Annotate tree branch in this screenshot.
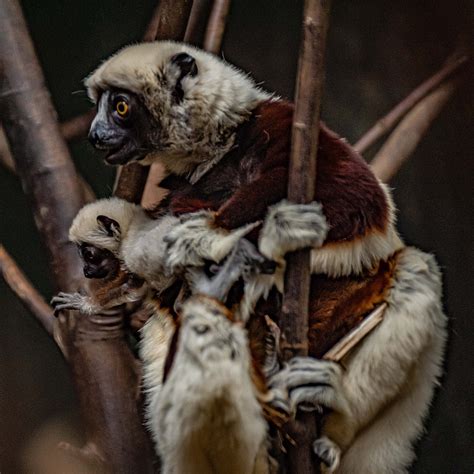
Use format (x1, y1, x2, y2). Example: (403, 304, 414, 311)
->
(370, 77, 462, 182)
(0, 244, 55, 336)
(184, 0, 214, 46)
(280, 1, 331, 473)
(354, 53, 469, 154)
(203, 0, 232, 54)
(0, 0, 85, 290)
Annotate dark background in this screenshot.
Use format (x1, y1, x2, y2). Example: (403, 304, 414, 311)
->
(0, 0, 472, 472)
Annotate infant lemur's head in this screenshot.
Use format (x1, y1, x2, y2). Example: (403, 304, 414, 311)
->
(85, 41, 271, 171)
(69, 198, 141, 278)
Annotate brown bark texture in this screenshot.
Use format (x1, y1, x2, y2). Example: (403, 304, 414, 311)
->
(279, 1, 331, 473)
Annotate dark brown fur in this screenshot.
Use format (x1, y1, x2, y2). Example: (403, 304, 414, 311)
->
(151, 100, 389, 244)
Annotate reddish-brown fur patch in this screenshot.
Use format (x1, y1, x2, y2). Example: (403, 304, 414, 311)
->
(156, 100, 389, 244)
(307, 251, 400, 358)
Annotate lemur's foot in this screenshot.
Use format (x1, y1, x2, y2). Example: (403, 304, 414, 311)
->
(51, 292, 94, 316)
(313, 436, 341, 473)
(259, 200, 328, 261)
(268, 357, 344, 413)
(164, 210, 259, 274)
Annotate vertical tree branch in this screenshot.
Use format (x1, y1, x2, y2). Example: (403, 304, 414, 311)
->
(184, 0, 214, 46)
(280, 1, 331, 473)
(0, 0, 85, 290)
(203, 0, 232, 54)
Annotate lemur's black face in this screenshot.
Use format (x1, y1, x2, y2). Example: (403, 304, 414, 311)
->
(79, 243, 119, 279)
(88, 53, 198, 166)
(88, 89, 159, 165)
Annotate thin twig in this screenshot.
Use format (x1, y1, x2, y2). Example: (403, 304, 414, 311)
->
(203, 0, 232, 54)
(281, 1, 331, 473)
(370, 77, 461, 182)
(0, 244, 55, 335)
(354, 54, 469, 154)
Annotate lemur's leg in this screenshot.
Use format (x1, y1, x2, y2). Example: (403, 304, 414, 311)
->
(164, 210, 260, 273)
(259, 200, 328, 263)
(268, 357, 346, 413)
(267, 357, 345, 470)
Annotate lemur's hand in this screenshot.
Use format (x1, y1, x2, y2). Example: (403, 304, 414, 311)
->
(313, 436, 341, 473)
(51, 292, 96, 316)
(164, 210, 259, 274)
(259, 200, 328, 262)
(268, 357, 347, 414)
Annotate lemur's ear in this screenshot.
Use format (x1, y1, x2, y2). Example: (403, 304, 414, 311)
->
(170, 52, 198, 78)
(97, 215, 121, 239)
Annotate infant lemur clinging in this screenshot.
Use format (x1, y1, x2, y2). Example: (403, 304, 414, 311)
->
(72, 41, 447, 472)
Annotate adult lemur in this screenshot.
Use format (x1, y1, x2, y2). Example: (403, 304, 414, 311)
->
(83, 41, 447, 472)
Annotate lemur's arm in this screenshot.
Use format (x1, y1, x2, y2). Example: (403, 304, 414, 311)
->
(213, 166, 288, 230)
(52, 273, 147, 316)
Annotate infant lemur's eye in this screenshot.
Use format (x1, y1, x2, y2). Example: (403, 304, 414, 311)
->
(115, 100, 129, 118)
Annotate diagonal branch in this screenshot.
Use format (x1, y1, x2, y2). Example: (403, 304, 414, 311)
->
(370, 76, 462, 182)
(0, 244, 55, 336)
(354, 53, 469, 154)
(281, 1, 331, 473)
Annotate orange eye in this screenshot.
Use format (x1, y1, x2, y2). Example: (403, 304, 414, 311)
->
(115, 100, 129, 117)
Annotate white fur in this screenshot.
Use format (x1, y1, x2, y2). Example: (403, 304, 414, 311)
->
(69, 197, 141, 253)
(154, 298, 268, 474)
(331, 246, 447, 473)
(259, 185, 404, 278)
(139, 306, 176, 448)
(85, 41, 272, 177)
(164, 210, 259, 273)
(69, 198, 179, 293)
(270, 247, 447, 473)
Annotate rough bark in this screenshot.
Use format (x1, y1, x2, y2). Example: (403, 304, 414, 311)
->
(280, 1, 331, 473)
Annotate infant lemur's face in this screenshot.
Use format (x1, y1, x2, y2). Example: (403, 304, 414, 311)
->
(78, 242, 119, 279)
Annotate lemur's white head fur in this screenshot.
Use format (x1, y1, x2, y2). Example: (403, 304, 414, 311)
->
(85, 41, 272, 177)
(179, 296, 248, 365)
(69, 197, 143, 254)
